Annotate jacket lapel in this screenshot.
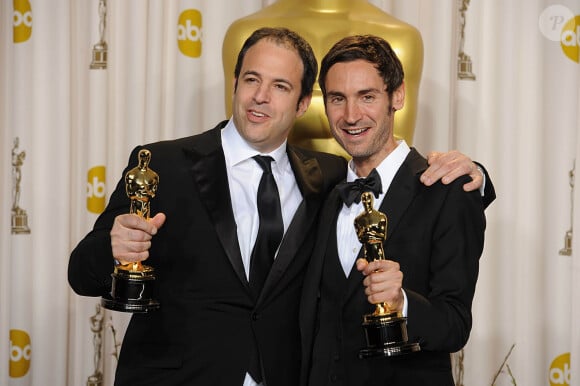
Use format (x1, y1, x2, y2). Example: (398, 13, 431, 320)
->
(379, 148, 427, 241)
(300, 186, 343, 309)
(344, 246, 365, 302)
(185, 123, 249, 290)
(299, 186, 343, 371)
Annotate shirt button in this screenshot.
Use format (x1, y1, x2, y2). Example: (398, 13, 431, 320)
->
(252, 313, 260, 321)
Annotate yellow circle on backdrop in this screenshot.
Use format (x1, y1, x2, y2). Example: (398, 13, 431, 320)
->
(87, 165, 107, 214)
(9, 329, 31, 378)
(561, 15, 580, 63)
(549, 352, 570, 386)
(177, 9, 202, 58)
(13, 0, 32, 43)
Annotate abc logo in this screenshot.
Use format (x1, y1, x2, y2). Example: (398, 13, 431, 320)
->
(561, 15, 580, 63)
(10, 329, 31, 378)
(549, 352, 570, 386)
(177, 9, 202, 58)
(13, 0, 32, 43)
(87, 166, 106, 214)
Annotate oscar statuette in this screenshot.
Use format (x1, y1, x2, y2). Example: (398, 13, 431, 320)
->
(101, 149, 161, 313)
(89, 0, 108, 70)
(11, 137, 31, 234)
(355, 192, 420, 358)
(86, 304, 104, 386)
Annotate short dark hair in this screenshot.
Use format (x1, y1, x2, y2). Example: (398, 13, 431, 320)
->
(234, 27, 318, 104)
(318, 35, 404, 99)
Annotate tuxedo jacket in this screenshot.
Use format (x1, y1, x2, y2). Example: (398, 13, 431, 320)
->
(68, 121, 346, 386)
(299, 148, 489, 386)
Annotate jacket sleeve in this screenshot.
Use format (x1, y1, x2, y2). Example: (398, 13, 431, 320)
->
(405, 177, 486, 352)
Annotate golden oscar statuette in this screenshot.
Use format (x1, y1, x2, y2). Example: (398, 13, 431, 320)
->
(355, 192, 420, 358)
(222, 0, 423, 158)
(101, 149, 161, 313)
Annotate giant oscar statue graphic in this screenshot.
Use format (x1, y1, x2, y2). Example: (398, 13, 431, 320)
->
(222, 0, 423, 157)
(101, 149, 161, 313)
(355, 192, 420, 357)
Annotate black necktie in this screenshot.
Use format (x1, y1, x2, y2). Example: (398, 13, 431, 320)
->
(336, 168, 383, 207)
(248, 155, 283, 384)
(249, 155, 283, 298)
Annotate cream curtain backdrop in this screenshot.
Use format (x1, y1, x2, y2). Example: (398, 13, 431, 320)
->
(1, 0, 578, 385)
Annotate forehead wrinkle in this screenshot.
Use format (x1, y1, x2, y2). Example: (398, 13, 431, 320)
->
(242, 69, 294, 90)
(357, 87, 382, 96)
(326, 87, 382, 98)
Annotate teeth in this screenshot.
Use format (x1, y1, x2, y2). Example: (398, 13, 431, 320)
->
(251, 111, 265, 117)
(346, 128, 366, 135)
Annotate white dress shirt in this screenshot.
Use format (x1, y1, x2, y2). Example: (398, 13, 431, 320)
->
(221, 119, 303, 386)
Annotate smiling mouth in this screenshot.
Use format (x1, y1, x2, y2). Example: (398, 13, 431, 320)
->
(249, 110, 267, 118)
(344, 127, 369, 135)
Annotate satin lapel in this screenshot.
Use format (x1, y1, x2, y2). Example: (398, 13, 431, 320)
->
(378, 148, 427, 241)
(185, 125, 248, 289)
(344, 244, 366, 302)
(258, 147, 324, 303)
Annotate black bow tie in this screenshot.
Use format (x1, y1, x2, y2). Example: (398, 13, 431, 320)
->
(336, 168, 383, 207)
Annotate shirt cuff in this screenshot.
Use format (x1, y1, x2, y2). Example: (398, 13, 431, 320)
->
(476, 165, 486, 196)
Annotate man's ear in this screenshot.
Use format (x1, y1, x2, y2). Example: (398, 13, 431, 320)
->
(232, 77, 238, 98)
(392, 82, 405, 111)
(296, 94, 312, 118)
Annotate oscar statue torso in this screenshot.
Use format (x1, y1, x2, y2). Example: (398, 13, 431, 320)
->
(222, 0, 423, 158)
(125, 149, 159, 220)
(354, 192, 387, 263)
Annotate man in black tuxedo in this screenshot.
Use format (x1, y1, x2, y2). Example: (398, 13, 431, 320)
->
(69, 28, 489, 386)
(300, 35, 494, 386)
(70, 27, 346, 386)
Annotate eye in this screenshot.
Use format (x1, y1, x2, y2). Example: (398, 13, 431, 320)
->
(243, 76, 259, 84)
(362, 94, 375, 103)
(328, 95, 344, 104)
(274, 83, 290, 92)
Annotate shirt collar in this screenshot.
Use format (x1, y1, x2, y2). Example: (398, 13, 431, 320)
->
(346, 140, 411, 190)
(221, 118, 289, 170)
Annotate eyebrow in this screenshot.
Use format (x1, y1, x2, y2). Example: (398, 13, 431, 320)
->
(326, 88, 382, 98)
(357, 88, 382, 95)
(326, 90, 344, 98)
